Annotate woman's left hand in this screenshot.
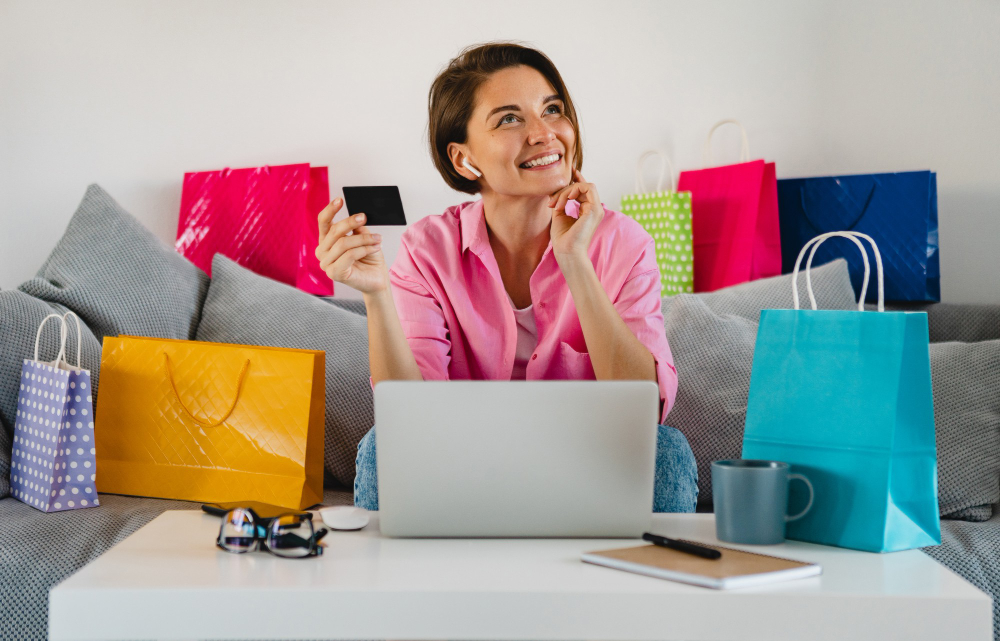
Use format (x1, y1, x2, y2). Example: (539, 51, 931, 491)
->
(548, 169, 605, 265)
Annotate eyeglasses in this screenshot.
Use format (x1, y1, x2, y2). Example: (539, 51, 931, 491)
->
(216, 507, 327, 558)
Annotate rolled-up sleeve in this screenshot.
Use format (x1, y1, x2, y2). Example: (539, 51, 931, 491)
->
(613, 237, 678, 424)
(389, 238, 451, 381)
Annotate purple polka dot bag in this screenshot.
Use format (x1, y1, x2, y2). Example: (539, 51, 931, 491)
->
(10, 313, 99, 512)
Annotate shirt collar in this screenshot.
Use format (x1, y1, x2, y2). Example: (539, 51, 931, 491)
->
(460, 199, 489, 256)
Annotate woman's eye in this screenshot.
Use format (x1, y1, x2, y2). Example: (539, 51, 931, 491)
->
(545, 104, 562, 115)
(499, 114, 518, 125)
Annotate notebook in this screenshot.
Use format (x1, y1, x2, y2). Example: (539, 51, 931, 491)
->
(582, 541, 822, 590)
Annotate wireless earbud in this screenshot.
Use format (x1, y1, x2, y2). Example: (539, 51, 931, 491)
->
(462, 158, 482, 178)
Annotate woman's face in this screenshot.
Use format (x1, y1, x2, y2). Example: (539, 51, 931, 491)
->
(457, 65, 576, 198)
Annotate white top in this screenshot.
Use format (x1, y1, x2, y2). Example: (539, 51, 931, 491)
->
(509, 297, 538, 380)
(48, 512, 992, 641)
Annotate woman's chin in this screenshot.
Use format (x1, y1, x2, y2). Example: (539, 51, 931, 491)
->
(526, 170, 571, 194)
(490, 171, 572, 198)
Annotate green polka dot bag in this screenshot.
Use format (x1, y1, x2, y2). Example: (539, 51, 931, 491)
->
(620, 150, 694, 296)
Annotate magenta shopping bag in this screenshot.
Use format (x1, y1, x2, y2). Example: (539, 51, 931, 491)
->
(176, 163, 332, 295)
(677, 120, 781, 292)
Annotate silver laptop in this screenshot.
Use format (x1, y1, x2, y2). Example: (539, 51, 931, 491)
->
(374, 381, 658, 538)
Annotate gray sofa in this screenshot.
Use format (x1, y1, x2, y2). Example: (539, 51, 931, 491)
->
(1, 185, 998, 640)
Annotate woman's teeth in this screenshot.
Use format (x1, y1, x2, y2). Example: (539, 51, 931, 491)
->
(520, 154, 561, 169)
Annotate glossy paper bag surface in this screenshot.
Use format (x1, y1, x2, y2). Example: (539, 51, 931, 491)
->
(176, 163, 333, 296)
(94, 336, 325, 509)
(677, 160, 781, 292)
(742, 309, 940, 552)
(777, 171, 939, 302)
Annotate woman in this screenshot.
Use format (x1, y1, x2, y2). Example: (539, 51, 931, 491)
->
(315, 42, 697, 512)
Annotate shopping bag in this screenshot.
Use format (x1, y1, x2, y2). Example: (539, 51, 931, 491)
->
(677, 120, 781, 292)
(94, 336, 325, 509)
(10, 313, 100, 512)
(777, 170, 940, 302)
(742, 231, 940, 552)
(176, 163, 333, 296)
(620, 150, 694, 295)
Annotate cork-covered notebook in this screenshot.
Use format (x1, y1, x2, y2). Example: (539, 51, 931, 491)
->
(582, 542, 822, 590)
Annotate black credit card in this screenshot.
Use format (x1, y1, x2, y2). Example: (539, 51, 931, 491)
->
(341, 186, 407, 226)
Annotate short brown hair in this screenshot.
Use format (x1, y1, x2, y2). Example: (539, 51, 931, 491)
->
(428, 42, 583, 195)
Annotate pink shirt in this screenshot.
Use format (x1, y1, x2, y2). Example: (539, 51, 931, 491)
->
(389, 198, 678, 423)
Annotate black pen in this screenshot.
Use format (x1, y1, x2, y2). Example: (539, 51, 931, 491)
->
(642, 532, 722, 560)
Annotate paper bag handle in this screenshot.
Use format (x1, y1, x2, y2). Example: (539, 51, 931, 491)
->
(62, 312, 83, 369)
(163, 353, 251, 427)
(34, 314, 68, 366)
(635, 150, 677, 193)
(703, 119, 750, 167)
(791, 231, 885, 312)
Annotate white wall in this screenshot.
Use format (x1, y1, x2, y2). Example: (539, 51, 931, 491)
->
(2, 0, 998, 303)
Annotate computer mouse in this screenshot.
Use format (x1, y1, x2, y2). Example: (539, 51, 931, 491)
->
(319, 506, 371, 531)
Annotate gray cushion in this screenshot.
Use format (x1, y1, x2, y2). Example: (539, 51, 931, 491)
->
(0, 291, 103, 499)
(931, 340, 1000, 520)
(196, 255, 374, 488)
(668, 295, 1000, 521)
(0, 488, 352, 641)
(18, 184, 209, 342)
(663, 258, 857, 322)
(924, 515, 1000, 639)
(879, 302, 1000, 344)
(665, 295, 758, 509)
(324, 298, 368, 317)
(663, 260, 857, 508)
(924, 304, 1000, 343)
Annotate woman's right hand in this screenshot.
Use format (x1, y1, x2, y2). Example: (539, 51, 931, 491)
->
(315, 198, 388, 294)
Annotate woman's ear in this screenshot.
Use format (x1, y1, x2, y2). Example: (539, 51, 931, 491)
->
(448, 143, 481, 180)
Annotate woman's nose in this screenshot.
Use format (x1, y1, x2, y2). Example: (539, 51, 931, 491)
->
(526, 117, 556, 145)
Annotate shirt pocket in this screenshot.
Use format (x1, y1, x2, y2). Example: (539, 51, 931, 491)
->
(556, 341, 595, 380)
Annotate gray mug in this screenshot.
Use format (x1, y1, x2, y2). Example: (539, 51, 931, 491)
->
(711, 460, 814, 545)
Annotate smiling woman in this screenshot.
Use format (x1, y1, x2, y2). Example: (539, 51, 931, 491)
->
(427, 44, 583, 195)
(313, 41, 697, 514)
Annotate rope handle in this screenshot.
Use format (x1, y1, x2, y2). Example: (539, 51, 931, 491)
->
(163, 353, 250, 427)
(33, 314, 68, 366)
(62, 312, 83, 369)
(791, 231, 885, 312)
(635, 150, 677, 193)
(702, 119, 750, 167)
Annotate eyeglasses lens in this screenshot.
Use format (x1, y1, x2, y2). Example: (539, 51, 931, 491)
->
(266, 514, 316, 558)
(219, 508, 258, 553)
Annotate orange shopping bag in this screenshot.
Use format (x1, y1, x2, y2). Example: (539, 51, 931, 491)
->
(94, 336, 325, 509)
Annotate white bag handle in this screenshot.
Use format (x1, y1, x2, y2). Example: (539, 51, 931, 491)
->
(635, 149, 677, 193)
(33, 314, 68, 366)
(703, 119, 751, 167)
(62, 311, 84, 369)
(791, 231, 885, 312)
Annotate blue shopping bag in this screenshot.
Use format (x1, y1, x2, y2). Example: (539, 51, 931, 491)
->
(742, 231, 940, 553)
(777, 171, 939, 302)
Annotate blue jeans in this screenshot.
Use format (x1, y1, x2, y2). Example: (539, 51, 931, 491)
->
(354, 424, 698, 513)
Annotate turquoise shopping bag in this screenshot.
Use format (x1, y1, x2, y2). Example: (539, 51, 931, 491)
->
(742, 231, 940, 552)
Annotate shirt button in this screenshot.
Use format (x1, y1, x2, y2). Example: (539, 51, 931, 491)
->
(531, 354, 538, 361)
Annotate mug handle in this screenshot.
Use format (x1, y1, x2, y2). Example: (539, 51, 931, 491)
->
(785, 474, 814, 522)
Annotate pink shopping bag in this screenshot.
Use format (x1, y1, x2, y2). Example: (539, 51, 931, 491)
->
(176, 163, 332, 295)
(677, 120, 781, 292)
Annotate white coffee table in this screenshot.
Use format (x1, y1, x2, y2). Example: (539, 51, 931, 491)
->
(49, 511, 991, 641)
